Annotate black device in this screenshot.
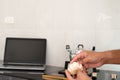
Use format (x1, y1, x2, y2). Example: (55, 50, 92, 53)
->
(1, 37, 47, 71)
(91, 46, 99, 80)
(58, 61, 70, 77)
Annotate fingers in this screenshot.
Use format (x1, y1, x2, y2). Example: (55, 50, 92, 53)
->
(71, 52, 85, 63)
(65, 70, 75, 80)
(81, 58, 89, 65)
(77, 69, 86, 76)
(65, 69, 91, 80)
(77, 70, 92, 80)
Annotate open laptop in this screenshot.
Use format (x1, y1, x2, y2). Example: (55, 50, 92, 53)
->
(0, 37, 47, 71)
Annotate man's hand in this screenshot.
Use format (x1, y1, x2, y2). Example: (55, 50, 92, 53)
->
(71, 50, 105, 68)
(65, 70, 91, 80)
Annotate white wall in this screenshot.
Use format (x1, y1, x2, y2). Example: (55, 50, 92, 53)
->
(0, 0, 120, 71)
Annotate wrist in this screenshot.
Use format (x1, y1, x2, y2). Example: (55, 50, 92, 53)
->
(105, 50, 120, 64)
(101, 51, 112, 64)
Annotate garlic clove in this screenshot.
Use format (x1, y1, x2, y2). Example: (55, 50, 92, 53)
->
(68, 62, 83, 75)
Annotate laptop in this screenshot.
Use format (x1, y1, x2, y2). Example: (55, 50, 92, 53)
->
(0, 37, 47, 71)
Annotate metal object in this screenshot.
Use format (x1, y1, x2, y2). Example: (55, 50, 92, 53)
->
(97, 70, 119, 80)
(66, 45, 72, 61)
(111, 74, 117, 80)
(66, 44, 84, 61)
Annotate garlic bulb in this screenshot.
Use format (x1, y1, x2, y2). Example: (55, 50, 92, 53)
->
(68, 62, 83, 75)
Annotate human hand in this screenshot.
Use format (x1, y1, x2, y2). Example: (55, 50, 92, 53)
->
(71, 50, 105, 68)
(65, 69, 91, 80)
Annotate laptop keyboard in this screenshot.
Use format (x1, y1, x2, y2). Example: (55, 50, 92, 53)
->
(1, 65, 45, 70)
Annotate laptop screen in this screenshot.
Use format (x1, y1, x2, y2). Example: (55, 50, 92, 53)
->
(4, 37, 47, 66)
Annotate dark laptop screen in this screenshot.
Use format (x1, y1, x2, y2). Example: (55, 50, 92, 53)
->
(4, 37, 47, 66)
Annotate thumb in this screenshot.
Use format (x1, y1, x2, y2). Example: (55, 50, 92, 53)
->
(81, 58, 90, 68)
(81, 58, 89, 64)
(76, 70, 91, 80)
(77, 70, 87, 76)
